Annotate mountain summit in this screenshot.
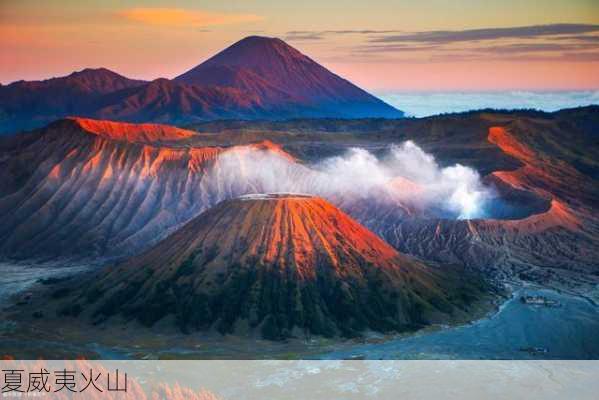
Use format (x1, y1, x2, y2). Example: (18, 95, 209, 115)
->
(176, 36, 403, 118)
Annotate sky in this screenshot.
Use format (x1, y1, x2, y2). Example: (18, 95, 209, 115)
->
(1, 0, 599, 91)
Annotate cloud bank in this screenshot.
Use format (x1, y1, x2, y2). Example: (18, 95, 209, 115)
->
(369, 24, 599, 44)
(286, 23, 599, 64)
(287, 24, 599, 44)
(378, 91, 599, 117)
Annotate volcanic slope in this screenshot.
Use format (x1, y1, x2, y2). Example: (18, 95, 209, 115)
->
(0, 117, 288, 259)
(62, 194, 489, 339)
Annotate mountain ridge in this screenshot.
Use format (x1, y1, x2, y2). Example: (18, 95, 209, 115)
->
(0, 36, 403, 134)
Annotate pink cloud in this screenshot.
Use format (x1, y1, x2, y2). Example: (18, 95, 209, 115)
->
(118, 7, 263, 28)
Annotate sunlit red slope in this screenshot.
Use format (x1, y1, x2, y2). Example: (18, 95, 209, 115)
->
(67, 116, 197, 143)
(71, 194, 487, 339)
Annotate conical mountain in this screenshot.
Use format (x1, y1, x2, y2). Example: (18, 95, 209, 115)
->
(72, 194, 487, 339)
(175, 36, 403, 118)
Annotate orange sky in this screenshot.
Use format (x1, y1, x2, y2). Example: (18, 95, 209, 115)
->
(1, 0, 598, 91)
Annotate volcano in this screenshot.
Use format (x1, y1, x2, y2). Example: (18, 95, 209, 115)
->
(175, 36, 402, 119)
(69, 194, 487, 339)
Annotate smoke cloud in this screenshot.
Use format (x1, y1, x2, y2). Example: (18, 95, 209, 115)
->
(204, 141, 492, 219)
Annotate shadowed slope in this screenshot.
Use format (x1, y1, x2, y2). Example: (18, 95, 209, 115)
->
(92, 78, 274, 124)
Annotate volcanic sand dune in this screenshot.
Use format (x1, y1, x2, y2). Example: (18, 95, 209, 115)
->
(55, 194, 489, 339)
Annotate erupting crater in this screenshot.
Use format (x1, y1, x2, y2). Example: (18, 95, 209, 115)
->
(362, 124, 593, 275)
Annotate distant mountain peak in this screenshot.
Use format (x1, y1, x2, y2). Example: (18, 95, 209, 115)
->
(175, 36, 313, 82)
(175, 36, 403, 118)
(57, 68, 145, 92)
(202, 35, 305, 65)
(232, 35, 286, 45)
(238, 35, 283, 42)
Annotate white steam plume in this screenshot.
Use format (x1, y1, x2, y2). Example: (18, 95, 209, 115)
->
(203, 141, 491, 219)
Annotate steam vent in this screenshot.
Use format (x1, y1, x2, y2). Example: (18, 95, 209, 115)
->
(64, 194, 488, 339)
